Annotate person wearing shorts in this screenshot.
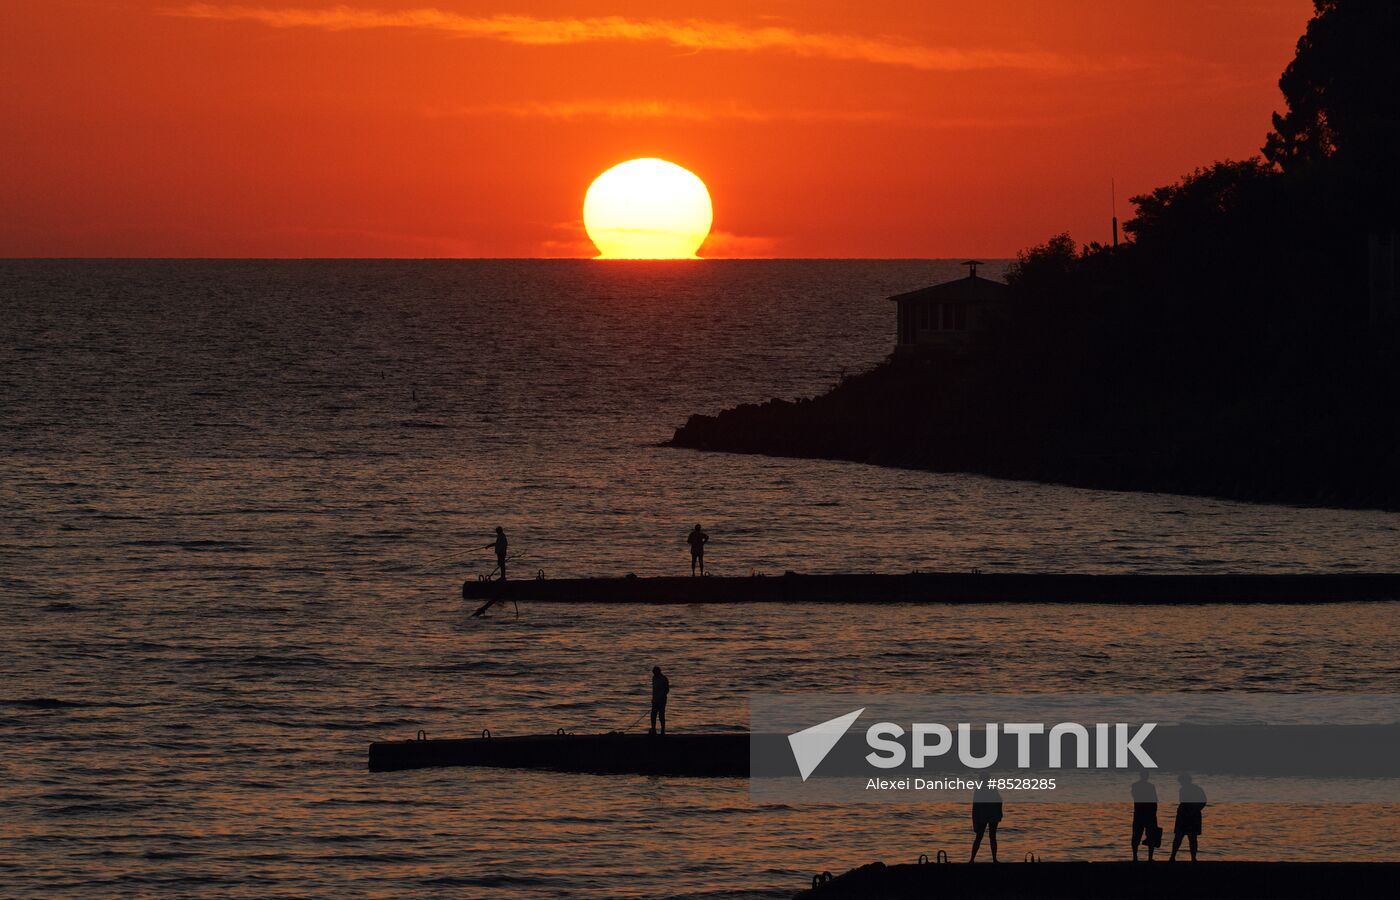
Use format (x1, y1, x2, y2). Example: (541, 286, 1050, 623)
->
(1131, 771, 1160, 861)
(970, 785, 1003, 863)
(687, 524, 709, 576)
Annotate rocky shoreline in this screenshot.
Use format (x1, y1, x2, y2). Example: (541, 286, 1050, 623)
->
(668, 356, 1400, 512)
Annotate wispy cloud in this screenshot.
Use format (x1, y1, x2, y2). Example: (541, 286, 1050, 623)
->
(700, 229, 780, 259)
(537, 221, 781, 259)
(426, 100, 898, 124)
(167, 4, 1092, 73)
(425, 99, 1112, 131)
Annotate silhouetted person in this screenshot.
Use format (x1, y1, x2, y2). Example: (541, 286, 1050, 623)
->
(687, 524, 708, 576)
(484, 526, 508, 581)
(649, 666, 669, 735)
(1168, 773, 1207, 862)
(1131, 770, 1160, 861)
(469, 527, 511, 618)
(969, 784, 1002, 863)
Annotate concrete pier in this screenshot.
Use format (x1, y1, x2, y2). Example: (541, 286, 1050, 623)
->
(796, 860, 1400, 899)
(462, 572, 1400, 605)
(368, 731, 747, 776)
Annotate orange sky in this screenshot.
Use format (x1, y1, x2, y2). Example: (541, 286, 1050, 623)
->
(0, 1, 1314, 258)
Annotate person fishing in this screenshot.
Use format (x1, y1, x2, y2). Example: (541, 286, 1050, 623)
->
(687, 524, 709, 576)
(649, 666, 670, 735)
(468, 526, 513, 618)
(483, 526, 508, 581)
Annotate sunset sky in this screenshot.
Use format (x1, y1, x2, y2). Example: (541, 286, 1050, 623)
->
(2, 1, 1314, 258)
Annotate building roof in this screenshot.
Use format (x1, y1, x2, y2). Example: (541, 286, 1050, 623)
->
(889, 272, 1011, 304)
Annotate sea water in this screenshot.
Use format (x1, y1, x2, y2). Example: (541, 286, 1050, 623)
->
(4, 260, 1399, 897)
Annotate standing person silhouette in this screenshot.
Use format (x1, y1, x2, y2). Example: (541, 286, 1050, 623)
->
(484, 526, 508, 581)
(649, 666, 670, 735)
(687, 524, 709, 576)
(469, 526, 514, 618)
(1169, 773, 1207, 861)
(969, 784, 1002, 862)
(1131, 770, 1160, 861)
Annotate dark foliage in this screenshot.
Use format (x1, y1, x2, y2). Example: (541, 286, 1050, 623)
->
(1265, 0, 1400, 227)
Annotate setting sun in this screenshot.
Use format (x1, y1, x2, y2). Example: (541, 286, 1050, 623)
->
(583, 158, 713, 259)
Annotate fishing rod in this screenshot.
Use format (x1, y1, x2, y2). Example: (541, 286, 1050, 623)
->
(418, 539, 517, 570)
(416, 545, 490, 569)
(619, 709, 650, 732)
(478, 553, 524, 580)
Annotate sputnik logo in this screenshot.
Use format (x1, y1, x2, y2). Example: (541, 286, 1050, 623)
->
(787, 708, 865, 781)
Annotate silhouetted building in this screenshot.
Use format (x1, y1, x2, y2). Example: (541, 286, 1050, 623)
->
(1371, 232, 1399, 331)
(891, 261, 1010, 356)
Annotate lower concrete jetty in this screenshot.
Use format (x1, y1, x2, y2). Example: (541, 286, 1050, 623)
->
(368, 731, 747, 776)
(462, 572, 1400, 605)
(796, 860, 1400, 899)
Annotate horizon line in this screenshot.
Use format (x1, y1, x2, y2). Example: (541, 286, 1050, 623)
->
(0, 255, 1017, 262)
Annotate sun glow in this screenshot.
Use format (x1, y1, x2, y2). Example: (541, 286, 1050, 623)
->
(583, 158, 713, 259)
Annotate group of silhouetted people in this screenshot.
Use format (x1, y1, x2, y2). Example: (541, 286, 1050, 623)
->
(466, 524, 713, 618)
(463, 533, 1215, 865)
(1130, 770, 1208, 862)
(464, 528, 1210, 864)
(472, 523, 712, 585)
(634, 666, 1210, 868)
(968, 771, 1207, 863)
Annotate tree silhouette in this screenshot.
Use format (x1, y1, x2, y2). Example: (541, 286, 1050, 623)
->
(1264, 1, 1400, 224)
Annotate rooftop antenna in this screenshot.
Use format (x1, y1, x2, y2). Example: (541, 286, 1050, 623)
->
(962, 259, 983, 278)
(1111, 178, 1119, 248)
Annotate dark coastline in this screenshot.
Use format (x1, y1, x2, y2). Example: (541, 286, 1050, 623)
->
(666, 354, 1400, 512)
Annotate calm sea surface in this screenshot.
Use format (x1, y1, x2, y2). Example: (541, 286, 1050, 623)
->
(3, 260, 1399, 897)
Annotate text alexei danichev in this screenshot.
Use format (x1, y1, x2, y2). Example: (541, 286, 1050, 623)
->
(867, 777, 985, 791)
(865, 777, 1058, 791)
